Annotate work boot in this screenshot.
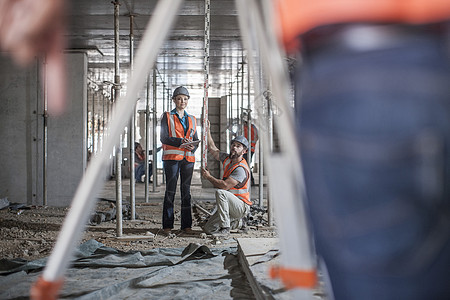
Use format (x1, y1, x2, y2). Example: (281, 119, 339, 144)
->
(212, 227, 230, 238)
(182, 227, 193, 234)
(161, 228, 172, 236)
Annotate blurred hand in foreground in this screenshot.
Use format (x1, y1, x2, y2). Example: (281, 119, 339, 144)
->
(0, 0, 67, 115)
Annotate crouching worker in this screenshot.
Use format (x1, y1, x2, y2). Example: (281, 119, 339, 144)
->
(135, 142, 161, 183)
(201, 122, 252, 238)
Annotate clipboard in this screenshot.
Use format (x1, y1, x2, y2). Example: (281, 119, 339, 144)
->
(180, 139, 200, 148)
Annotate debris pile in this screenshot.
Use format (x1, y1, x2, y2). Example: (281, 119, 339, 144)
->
(89, 199, 139, 225)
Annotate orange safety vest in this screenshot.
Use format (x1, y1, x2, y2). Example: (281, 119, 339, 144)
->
(276, 0, 450, 50)
(222, 157, 252, 205)
(244, 124, 258, 153)
(162, 112, 197, 162)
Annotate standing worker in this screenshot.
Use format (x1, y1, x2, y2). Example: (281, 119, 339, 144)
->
(201, 121, 251, 237)
(276, 0, 450, 299)
(242, 112, 258, 186)
(160, 86, 199, 235)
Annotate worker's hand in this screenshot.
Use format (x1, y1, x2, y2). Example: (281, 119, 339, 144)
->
(0, 0, 65, 64)
(200, 167, 210, 179)
(180, 138, 195, 150)
(0, 0, 67, 115)
(185, 144, 195, 151)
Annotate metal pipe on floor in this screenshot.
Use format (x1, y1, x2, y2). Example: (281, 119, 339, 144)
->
(129, 14, 136, 220)
(113, 0, 123, 237)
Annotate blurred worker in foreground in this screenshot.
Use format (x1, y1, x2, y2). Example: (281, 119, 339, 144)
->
(201, 122, 251, 238)
(242, 112, 258, 186)
(160, 86, 199, 235)
(276, 0, 450, 299)
(0, 0, 67, 115)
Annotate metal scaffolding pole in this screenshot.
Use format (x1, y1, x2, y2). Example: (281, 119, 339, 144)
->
(113, 0, 123, 237)
(97, 102, 101, 152)
(129, 14, 136, 220)
(258, 53, 264, 208)
(229, 83, 232, 142)
(145, 75, 150, 202)
(236, 68, 239, 135)
(202, 0, 211, 169)
(152, 68, 157, 191)
(91, 91, 95, 154)
(236, 0, 316, 297)
(101, 92, 105, 152)
(241, 52, 244, 132)
(248, 60, 253, 201)
(43, 56, 49, 206)
(35, 2, 184, 293)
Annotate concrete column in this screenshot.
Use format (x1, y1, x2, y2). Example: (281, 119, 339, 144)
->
(47, 53, 88, 206)
(0, 57, 41, 205)
(0, 53, 87, 207)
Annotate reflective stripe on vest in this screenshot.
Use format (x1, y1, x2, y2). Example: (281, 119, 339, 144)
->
(162, 112, 197, 162)
(222, 157, 252, 205)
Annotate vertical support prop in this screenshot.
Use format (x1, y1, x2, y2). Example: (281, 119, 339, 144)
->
(247, 56, 252, 200)
(202, 0, 211, 169)
(129, 14, 136, 220)
(113, 0, 123, 237)
(43, 56, 48, 206)
(236, 0, 317, 297)
(145, 75, 150, 203)
(35, 1, 184, 292)
(152, 68, 157, 191)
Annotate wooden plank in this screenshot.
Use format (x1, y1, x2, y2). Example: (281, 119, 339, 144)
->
(237, 238, 283, 300)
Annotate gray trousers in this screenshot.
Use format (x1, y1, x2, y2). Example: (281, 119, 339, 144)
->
(203, 189, 250, 234)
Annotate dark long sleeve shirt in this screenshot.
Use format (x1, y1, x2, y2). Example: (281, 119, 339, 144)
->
(160, 110, 199, 153)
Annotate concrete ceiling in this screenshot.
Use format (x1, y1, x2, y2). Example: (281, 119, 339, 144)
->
(67, 0, 245, 105)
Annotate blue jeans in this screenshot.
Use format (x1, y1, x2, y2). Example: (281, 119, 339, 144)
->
(297, 25, 450, 300)
(162, 158, 194, 229)
(135, 163, 152, 182)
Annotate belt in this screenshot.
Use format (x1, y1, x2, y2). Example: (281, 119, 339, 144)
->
(301, 22, 449, 55)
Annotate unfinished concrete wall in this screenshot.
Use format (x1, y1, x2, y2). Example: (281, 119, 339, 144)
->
(0, 53, 87, 207)
(0, 57, 41, 205)
(47, 53, 87, 206)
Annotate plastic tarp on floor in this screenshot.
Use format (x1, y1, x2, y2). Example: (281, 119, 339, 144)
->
(0, 239, 254, 299)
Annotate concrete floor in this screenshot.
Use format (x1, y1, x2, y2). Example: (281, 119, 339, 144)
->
(96, 168, 304, 299)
